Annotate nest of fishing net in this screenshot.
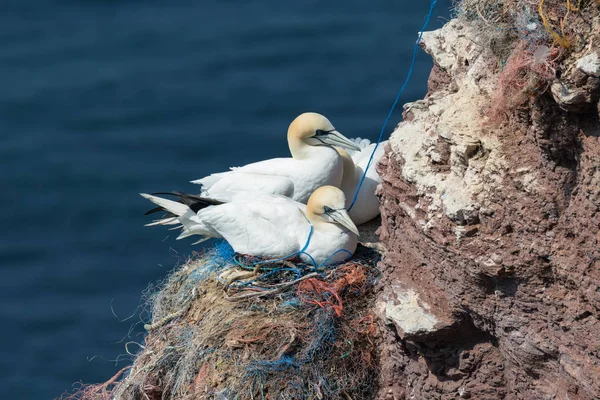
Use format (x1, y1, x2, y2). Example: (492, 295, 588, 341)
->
(63, 241, 381, 400)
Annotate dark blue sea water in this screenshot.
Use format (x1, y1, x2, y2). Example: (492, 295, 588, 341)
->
(0, 1, 452, 398)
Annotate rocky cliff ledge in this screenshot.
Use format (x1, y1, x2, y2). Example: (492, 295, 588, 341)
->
(376, 2, 600, 398)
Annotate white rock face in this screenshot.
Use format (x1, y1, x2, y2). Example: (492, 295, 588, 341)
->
(576, 51, 600, 77)
(389, 20, 511, 227)
(385, 288, 439, 337)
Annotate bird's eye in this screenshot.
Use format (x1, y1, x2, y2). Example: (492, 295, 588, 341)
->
(315, 129, 327, 136)
(324, 206, 333, 213)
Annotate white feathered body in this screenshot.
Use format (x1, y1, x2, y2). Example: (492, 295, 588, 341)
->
(343, 139, 387, 225)
(195, 146, 343, 204)
(143, 192, 356, 265)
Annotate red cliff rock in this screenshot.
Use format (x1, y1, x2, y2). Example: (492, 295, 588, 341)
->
(376, 8, 600, 399)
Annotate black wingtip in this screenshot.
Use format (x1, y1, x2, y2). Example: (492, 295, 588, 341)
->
(144, 206, 166, 216)
(151, 191, 184, 197)
(143, 190, 225, 216)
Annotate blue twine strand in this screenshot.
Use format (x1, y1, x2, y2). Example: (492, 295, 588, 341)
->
(251, 225, 315, 266)
(347, 0, 438, 212)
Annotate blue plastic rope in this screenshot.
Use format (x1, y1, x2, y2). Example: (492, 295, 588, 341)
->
(232, 267, 303, 289)
(316, 249, 353, 269)
(347, 0, 438, 212)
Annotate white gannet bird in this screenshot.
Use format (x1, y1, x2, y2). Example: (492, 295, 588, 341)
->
(191, 113, 361, 204)
(141, 186, 359, 265)
(335, 138, 388, 225)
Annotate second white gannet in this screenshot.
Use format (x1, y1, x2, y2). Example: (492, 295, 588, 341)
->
(141, 186, 359, 265)
(336, 139, 388, 225)
(191, 113, 361, 204)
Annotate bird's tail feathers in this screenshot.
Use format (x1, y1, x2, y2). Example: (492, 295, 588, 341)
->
(144, 216, 180, 227)
(190, 237, 211, 245)
(141, 194, 202, 234)
(175, 227, 212, 243)
(141, 193, 216, 240)
(143, 190, 223, 216)
(141, 193, 191, 216)
(176, 229, 196, 240)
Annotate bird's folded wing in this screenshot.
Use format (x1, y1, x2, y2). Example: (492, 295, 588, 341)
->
(353, 140, 387, 171)
(229, 157, 298, 175)
(192, 157, 298, 197)
(204, 173, 294, 200)
(198, 197, 308, 258)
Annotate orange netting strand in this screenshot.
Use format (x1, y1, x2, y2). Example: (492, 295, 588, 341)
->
(61, 366, 130, 400)
(355, 315, 376, 350)
(297, 265, 369, 317)
(331, 264, 367, 294)
(234, 325, 276, 344)
(297, 278, 343, 317)
(192, 364, 209, 394)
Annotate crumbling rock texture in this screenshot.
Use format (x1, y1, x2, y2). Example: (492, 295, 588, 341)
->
(376, 16, 600, 400)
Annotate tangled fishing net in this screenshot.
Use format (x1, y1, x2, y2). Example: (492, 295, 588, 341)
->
(61, 240, 381, 400)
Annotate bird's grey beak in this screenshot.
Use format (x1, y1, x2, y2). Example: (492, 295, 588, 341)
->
(317, 130, 362, 151)
(328, 209, 360, 236)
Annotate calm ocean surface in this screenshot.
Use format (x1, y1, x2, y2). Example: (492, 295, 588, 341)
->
(0, 1, 451, 398)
